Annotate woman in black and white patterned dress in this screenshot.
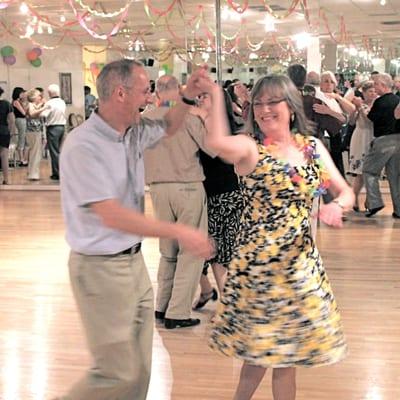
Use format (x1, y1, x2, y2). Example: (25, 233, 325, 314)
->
(192, 90, 244, 309)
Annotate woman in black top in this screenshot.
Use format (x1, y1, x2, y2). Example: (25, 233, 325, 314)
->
(0, 86, 15, 184)
(192, 90, 244, 309)
(12, 87, 28, 166)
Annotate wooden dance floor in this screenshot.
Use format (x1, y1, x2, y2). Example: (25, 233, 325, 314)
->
(0, 191, 399, 400)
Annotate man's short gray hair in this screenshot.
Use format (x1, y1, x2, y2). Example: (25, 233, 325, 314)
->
(156, 75, 179, 93)
(48, 84, 60, 97)
(375, 73, 393, 89)
(306, 71, 320, 86)
(96, 59, 143, 101)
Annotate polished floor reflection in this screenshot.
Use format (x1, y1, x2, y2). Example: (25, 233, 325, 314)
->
(0, 192, 399, 400)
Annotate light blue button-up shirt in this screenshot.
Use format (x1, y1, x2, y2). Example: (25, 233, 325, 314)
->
(60, 111, 166, 255)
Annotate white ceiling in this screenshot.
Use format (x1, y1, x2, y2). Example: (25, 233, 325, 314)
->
(1, 0, 400, 61)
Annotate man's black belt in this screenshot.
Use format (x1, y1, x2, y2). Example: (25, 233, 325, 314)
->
(119, 242, 141, 255)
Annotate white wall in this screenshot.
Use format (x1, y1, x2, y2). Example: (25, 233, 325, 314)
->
(0, 39, 84, 116)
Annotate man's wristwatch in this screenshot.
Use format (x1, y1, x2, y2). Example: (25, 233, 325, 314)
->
(181, 95, 197, 106)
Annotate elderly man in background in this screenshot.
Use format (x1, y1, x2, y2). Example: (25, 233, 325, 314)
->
(144, 75, 215, 329)
(42, 83, 66, 180)
(364, 73, 400, 218)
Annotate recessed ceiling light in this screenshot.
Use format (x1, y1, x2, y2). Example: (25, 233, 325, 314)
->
(20, 2, 29, 14)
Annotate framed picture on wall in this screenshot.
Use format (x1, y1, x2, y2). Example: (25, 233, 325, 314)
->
(59, 72, 72, 104)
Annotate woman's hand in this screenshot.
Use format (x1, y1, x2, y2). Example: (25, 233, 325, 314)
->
(183, 65, 210, 99)
(313, 103, 331, 115)
(352, 97, 363, 109)
(317, 202, 344, 228)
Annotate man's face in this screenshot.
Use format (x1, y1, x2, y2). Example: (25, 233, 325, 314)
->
(130, 67, 152, 111)
(118, 66, 152, 124)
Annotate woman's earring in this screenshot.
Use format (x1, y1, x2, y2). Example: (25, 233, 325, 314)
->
(290, 113, 295, 123)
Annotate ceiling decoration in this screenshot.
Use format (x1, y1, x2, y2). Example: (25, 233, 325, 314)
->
(0, 0, 399, 67)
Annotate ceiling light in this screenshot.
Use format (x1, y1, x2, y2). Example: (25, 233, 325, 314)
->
(263, 15, 276, 32)
(249, 52, 258, 60)
(37, 24, 43, 34)
(60, 15, 66, 23)
(202, 52, 210, 61)
(221, 6, 229, 21)
(25, 25, 34, 37)
(293, 32, 311, 49)
(20, 2, 29, 14)
(47, 25, 53, 34)
(231, 11, 242, 22)
(349, 47, 358, 56)
(380, 0, 386, 5)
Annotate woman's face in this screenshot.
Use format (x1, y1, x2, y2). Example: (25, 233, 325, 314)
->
(33, 94, 42, 105)
(363, 87, 377, 102)
(197, 93, 211, 111)
(19, 92, 27, 101)
(253, 90, 291, 135)
(320, 75, 336, 93)
(234, 83, 247, 98)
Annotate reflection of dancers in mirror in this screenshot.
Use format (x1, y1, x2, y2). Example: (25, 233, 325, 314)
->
(203, 75, 354, 400)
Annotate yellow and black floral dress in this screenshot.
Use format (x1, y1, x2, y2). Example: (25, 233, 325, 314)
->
(210, 133, 347, 368)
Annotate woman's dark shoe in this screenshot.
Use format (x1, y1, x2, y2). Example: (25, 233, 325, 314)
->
(164, 318, 200, 329)
(392, 212, 400, 219)
(353, 205, 360, 212)
(193, 288, 218, 310)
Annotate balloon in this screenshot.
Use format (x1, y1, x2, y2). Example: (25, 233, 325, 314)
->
(32, 47, 42, 56)
(27, 50, 37, 61)
(31, 58, 42, 67)
(0, 46, 14, 57)
(3, 55, 16, 65)
(162, 64, 172, 74)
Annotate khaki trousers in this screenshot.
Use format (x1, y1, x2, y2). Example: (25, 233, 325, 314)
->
(26, 131, 42, 180)
(150, 182, 207, 319)
(63, 250, 154, 400)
